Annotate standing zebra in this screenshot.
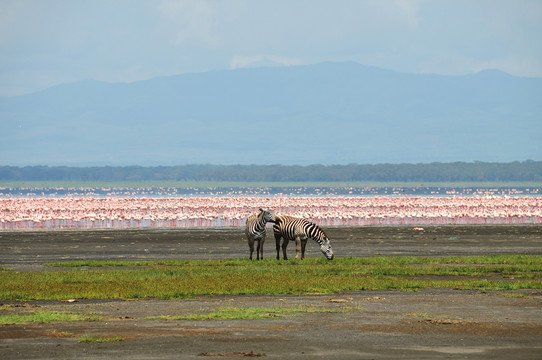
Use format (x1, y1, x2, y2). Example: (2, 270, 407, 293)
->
(245, 208, 276, 260)
(273, 215, 334, 260)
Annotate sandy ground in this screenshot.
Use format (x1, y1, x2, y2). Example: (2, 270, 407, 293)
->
(1, 225, 541, 359)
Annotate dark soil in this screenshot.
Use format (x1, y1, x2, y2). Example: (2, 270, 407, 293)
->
(1, 225, 541, 359)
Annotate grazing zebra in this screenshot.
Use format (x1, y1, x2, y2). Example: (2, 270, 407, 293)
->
(245, 208, 276, 260)
(273, 215, 334, 260)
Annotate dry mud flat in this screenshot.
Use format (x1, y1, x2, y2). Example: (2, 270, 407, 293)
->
(1, 225, 542, 359)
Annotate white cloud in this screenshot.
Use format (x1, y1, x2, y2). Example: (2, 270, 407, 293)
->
(1, 0, 541, 96)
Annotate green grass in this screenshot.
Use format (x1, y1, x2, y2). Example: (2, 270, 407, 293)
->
(147, 306, 339, 321)
(78, 336, 124, 343)
(0, 311, 102, 325)
(1, 255, 540, 300)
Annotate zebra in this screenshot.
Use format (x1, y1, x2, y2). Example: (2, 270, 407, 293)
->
(273, 215, 334, 260)
(245, 208, 276, 260)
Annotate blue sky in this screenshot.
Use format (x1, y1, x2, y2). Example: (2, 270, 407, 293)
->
(1, 0, 541, 97)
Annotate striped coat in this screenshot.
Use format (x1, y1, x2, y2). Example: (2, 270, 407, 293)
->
(245, 208, 276, 260)
(273, 215, 334, 260)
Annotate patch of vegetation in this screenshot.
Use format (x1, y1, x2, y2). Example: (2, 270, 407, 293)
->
(46, 254, 542, 268)
(0, 311, 101, 325)
(78, 336, 124, 343)
(147, 306, 340, 321)
(500, 292, 531, 299)
(2, 255, 540, 301)
(45, 259, 195, 268)
(2, 161, 541, 182)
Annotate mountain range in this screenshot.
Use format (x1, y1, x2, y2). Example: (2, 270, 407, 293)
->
(1, 62, 541, 165)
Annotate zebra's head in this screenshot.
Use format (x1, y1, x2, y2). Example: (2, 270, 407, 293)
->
(259, 208, 276, 223)
(320, 239, 334, 260)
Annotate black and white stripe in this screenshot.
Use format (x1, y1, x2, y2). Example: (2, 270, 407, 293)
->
(273, 215, 334, 260)
(245, 208, 276, 260)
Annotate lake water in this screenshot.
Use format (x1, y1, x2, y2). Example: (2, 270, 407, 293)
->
(0, 185, 540, 198)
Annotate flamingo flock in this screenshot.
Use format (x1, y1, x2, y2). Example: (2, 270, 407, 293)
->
(1, 195, 541, 230)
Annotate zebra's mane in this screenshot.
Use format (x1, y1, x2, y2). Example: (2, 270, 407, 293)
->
(291, 217, 328, 241)
(257, 208, 272, 221)
(309, 220, 328, 239)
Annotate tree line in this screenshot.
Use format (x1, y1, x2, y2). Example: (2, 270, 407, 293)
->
(1, 161, 541, 182)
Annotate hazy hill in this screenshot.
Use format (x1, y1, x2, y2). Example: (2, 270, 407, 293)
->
(1, 62, 540, 165)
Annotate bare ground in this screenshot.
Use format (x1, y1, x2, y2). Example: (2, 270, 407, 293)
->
(1, 225, 541, 359)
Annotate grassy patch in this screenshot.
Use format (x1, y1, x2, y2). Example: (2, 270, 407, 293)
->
(147, 306, 340, 321)
(45, 259, 195, 268)
(500, 292, 531, 299)
(78, 336, 124, 343)
(0, 311, 101, 325)
(1, 255, 540, 300)
(46, 254, 542, 268)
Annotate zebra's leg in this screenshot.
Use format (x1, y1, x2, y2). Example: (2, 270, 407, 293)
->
(259, 236, 265, 260)
(294, 236, 301, 260)
(275, 233, 282, 260)
(301, 239, 308, 260)
(281, 238, 290, 260)
(248, 237, 255, 260)
(256, 237, 264, 260)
